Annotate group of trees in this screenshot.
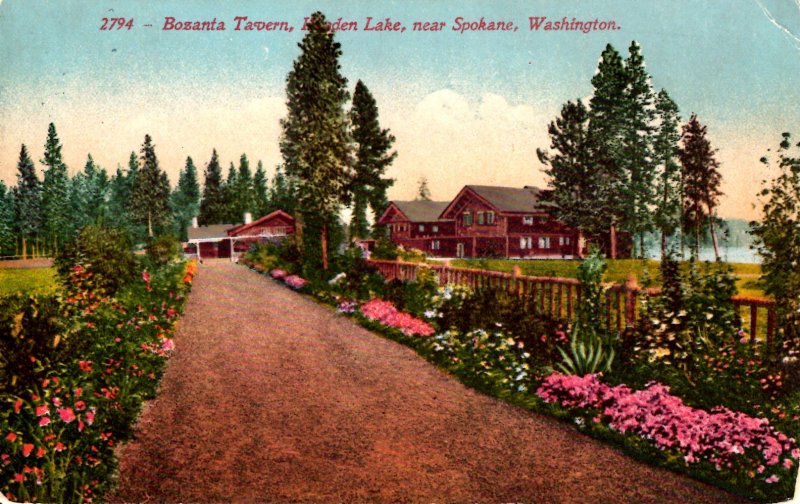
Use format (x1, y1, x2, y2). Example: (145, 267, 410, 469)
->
(280, 11, 396, 271)
(538, 42, 723, 260)
(0, 124, 299, 256)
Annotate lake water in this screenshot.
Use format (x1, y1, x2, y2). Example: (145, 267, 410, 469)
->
(643, 246, 761, 264)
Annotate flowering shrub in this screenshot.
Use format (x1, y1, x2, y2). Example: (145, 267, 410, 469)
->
(359, 299, 435, 336)
(283, 275, 307, 290)
(429, 328, 531, 394)
(0, 259, 192, 502)
(336, 300, 358, 314)
(424, 284, 474, 325)
(537, 373, 800, 497)
(269, 268, 288, 280)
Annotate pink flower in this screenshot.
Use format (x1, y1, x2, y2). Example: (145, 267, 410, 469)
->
(74, 401, 86, 411)
(86, 410, 95, 425)
(161, 339, 175, 352)
(142, 270, 151, 283)
(79, 360, 93, 372)
(38, 417, 51, 427)
(58, 408, 76, 424)
(269, 268, 288, 279)
(765, 475, 780, 484)
(284, 275, 308, 289)
(35, 405, 49, 417)
(52, 397, 62, 407)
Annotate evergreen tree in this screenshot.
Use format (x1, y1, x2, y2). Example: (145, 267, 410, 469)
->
(587, 44, 629, 258)
(40, 123, 71, 252)
(349, 80, 396, 238)
(130, 135, 172, 238)
(416, 177, 432, 201)
(537, 99, 597, 234)
(652, 90, 682, 258)
(280, 11, 352, 271)
(234, 154, 256, 220)
(171, 156, 201, 240)
(198, 149, 228, 225)
(108, 152, 141, 241)
(751, 132, 800, 357)
(679, 114, 723, 260)
(268, 165, 296, 215)
(12, 144, 42, 253)
(70, 154, 110, 231)
(253, 160, 270, 216)
(224, 161, 239, 222)
(0, 182, 16, 255)
(621, 42, 657, 257)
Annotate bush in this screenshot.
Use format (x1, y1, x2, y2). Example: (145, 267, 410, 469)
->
(146, 235, 181, 266)
(54, 225, 137, 296)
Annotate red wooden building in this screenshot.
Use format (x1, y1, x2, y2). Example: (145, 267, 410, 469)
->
(186, 210, 295, 260)
(377, 185, 586, 259)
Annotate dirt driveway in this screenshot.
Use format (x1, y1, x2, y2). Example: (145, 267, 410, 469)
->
(110, 261, 745, 503)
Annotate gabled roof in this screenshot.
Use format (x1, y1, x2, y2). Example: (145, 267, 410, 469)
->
(228, 210, 294, 236)
(466, 185, 551, 213)
(187, 224, 234, 241)
(379, 200, 450, 223)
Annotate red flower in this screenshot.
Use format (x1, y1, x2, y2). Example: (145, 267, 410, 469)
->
(54, 442, 65, 452)
(86, 410, 95, 425)
(35, 446, 45, 458)
(74, 400, 86, 411)
(74, 387, 83, 398)
(35, 405, 49, 417)
(142, 270, 151, 283)
(38, 417, 51, 427)
(5, 433, 17, 442)
(13, 400, 22, 414)
(22, 444, 34, 457)
(79, 361, 93, 373)
(58, 408, 76, 424)
(14, 473, 24, 483)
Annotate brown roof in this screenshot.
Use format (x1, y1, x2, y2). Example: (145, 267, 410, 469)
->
(391, 200, 450, 222)
(466, 185, 552, 213)
(187, 224, 233, 241)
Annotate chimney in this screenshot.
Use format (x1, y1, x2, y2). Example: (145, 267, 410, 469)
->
(244, 212, 252, 224)
(191, 217, 199, 229)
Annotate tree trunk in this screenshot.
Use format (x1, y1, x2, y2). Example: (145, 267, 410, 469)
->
(694, 220, 701, 260)
(610, 224, 617, 259)
(639, 233, 645, 259)
(148, 212, 153, 238)
(22, 237, 26, 260)
(660, 229, 668, 260)
(321, 222, 329, 271)
(709, 214, 720, 261)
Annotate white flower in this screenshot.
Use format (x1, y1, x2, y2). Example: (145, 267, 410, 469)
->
(424, 309, 437, 319)
(574, 417, 585, 426)
(328, 272, 346, 285)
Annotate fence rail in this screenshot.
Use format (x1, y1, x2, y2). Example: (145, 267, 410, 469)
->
(366, 259, 777, 343)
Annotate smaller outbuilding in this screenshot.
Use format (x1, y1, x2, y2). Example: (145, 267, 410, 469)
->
(186, 210, 295, 260)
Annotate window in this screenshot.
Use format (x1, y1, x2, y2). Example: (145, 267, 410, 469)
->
(431, 240, 440, 251)
(538, 236, 551, 249)
(523, 215, 534, 225)
(558, 236, 571, 246)
(537, 215, 548, 223)
(477, 211, 485, 225)
(432, 225, 439, 233)
(519, 236, 533, 249)
(419, 224, 425, 232)
(486, 211, 495, 225)
(463, 212, 473, 226)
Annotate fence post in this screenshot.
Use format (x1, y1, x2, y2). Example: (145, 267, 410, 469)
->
(624, 274, 638, 329)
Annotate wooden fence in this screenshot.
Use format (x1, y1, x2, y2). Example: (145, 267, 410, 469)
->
(366, 259, 777, 343)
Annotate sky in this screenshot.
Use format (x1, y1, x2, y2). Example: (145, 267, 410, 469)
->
(1, 0, 799, 221)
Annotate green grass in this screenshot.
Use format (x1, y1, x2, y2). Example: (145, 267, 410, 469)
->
(0, 268, 58, 296)
(448, 258, 766, 298)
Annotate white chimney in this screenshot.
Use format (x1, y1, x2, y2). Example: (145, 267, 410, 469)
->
(191, 217, 199, 228)
(244, 212, 252, 224)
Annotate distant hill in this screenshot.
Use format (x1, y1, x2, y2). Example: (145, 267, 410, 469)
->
(717, 218, 755, 248)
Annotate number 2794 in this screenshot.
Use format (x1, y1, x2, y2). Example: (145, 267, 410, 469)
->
(100, 18, 134, 30)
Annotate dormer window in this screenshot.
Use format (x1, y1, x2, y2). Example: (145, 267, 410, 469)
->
(432, 225, 439, 233)
(486, 211, 495, 225)
(463, 212, 473, 226)
(523, 215, 534, 225)
(419, 224, 425, 232)
(477, 211, 485, 225)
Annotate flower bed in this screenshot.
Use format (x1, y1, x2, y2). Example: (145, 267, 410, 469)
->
(0, 260, 195, 502)
(537, 373, 799, 496)
(359, 299, 434, 336)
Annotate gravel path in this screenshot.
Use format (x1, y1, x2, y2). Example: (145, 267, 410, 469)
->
(110, 260, 745, 503)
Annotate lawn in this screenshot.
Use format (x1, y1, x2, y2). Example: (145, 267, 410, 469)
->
(448, 258, 766, 299)
(0, 268, 58, 295)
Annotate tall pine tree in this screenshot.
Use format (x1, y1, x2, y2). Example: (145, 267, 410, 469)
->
(130, 135, 172, 238)
(652, 90, 682, 257)
(416, 177, 431, 201)
(199, 149, 228, 225)
(280, 11, 352, 271)
(621, 42, 657, 257)
(679, 114, 723, 260)
(40, 123, 72, 252)
(268, 165, 296, 215)
(253, 160, 270, 216)
(588, 44, 629, 258)
(172, 156, 201, 240)
(12, 144, 42, 256)
(233, 154, 256, 221)
(537, 99, 597, 235)
(349, 80, 396, 238)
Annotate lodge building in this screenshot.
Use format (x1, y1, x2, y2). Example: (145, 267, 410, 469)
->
(377, 185, 585, 259)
